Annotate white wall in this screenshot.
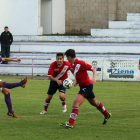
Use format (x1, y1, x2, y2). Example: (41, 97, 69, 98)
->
(41, 0, 52, 34)
(52, 0, 65, 34)
(0, 0, 43, 35)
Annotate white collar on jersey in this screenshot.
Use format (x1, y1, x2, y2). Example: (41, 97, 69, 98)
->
(72, 58, 77, 65)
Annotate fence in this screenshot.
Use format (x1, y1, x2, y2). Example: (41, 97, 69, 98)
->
(0, 58, 51, 78)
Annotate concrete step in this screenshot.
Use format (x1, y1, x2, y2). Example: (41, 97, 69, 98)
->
(91, 29, 140, 38)
(127, 17, 140, 21)
(127, 13, 140, 21)
(109, 21, 140, 29)
(10, 35, 140, 43)
(127, 13, 140, 17)
(4, 42, 140, 55)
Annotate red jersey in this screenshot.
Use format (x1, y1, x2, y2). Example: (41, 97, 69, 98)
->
(47, 61, 70, 81)
(69, 59, 93, 87)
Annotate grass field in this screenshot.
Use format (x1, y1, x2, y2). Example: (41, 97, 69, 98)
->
(0, 78, 140, 140)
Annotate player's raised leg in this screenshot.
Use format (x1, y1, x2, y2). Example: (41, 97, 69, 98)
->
(40, 94, 53, 114)
(60, 94, 85, 128)
(87, 98, 111, 124)
(0, 76, 28, 89)
(2, 87, 18, 118)
(59, 92, 67, 113)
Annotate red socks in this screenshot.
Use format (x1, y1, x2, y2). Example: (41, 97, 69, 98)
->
(68, 102, 108, 126)
(60, 97, 66, 106)
(69, 107, 79, 126)
(44, 98, 50, 111)
(97, 102, 108, 117)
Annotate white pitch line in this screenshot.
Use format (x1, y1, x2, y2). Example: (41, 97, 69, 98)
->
(9, 109, 140, 118)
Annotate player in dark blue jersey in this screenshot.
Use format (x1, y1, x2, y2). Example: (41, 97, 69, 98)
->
(0, 57, 28, 118)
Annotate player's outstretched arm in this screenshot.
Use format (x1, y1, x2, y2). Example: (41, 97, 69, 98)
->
(2, 58, 21, 63)
(91, 67, 97, 84)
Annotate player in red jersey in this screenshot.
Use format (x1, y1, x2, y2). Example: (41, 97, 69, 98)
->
(139, 59, 140, 70)
(40, 53, 70, 114)
(0, 57, 28, 118)
(60, 49, 111, 129)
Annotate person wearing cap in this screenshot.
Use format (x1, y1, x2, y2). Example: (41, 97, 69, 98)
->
(0, 26, 13, 64)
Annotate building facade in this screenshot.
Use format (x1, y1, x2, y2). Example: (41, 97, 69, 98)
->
(66, 0, 140, 34)
(0, 0, 140, 35)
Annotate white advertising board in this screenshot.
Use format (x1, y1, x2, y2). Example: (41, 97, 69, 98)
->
(103, 59, 140, 81)
(51, 58, 140, 82)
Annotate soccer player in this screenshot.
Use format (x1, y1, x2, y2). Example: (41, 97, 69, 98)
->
(40, 53, 70, 114)
(60, 49, 111, 129)
(139, 59, 140, 70)
(0, 57, 28, 118)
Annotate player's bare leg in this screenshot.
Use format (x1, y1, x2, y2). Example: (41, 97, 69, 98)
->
(87, 98, 111, 124)
(40, 94, 53, 114)
(60, 94, 85, 128)
(59, 92, 67, 113)
(2, 88, 18, 118)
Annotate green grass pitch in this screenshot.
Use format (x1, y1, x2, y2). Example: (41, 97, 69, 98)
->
(0, 78, 140, 140)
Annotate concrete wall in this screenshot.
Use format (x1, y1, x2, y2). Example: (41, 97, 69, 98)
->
(65, 0, 140, 34)
(65, 0, 109, 34)
(0, 0, 43, 35)
(116, 0, 140, 21)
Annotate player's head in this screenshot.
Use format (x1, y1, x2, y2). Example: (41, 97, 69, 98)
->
(65, 49, 76, 63)
(56, 53, 64, 65)
(4, 26, 8, 32)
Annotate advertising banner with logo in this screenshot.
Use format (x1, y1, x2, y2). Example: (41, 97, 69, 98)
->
(103, 59, 140, 81)
(86, 59, 103, 81)
(52, 58, 140, 82)
(68, 59, 103, 81)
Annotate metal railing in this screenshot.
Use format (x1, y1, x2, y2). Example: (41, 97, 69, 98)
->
(0, 58, 51, 78)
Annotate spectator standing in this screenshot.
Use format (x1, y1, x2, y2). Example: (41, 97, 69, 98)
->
(0, 26, 13, 64)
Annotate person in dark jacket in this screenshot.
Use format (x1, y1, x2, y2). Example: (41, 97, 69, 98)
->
(0, 26, 13, 64)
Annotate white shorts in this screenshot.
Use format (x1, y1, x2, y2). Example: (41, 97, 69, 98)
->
(0, 80, 2, 92)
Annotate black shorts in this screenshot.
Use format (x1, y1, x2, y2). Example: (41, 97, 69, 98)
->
(47, 80, 66, 95)
(78, 84, 95, 99)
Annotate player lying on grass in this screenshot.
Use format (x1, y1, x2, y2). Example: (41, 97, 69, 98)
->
(0, 57, 28, 118)
(40, 53, 70, 114)
(60, 49, 111, 129)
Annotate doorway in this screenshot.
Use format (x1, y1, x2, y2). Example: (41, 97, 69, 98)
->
(41, 0, 52, 34)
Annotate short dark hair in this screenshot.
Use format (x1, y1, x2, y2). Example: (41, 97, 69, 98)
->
(56, 53, 64, 58)
(5, 26, 8, 29)
(65, 49, 76, 58)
